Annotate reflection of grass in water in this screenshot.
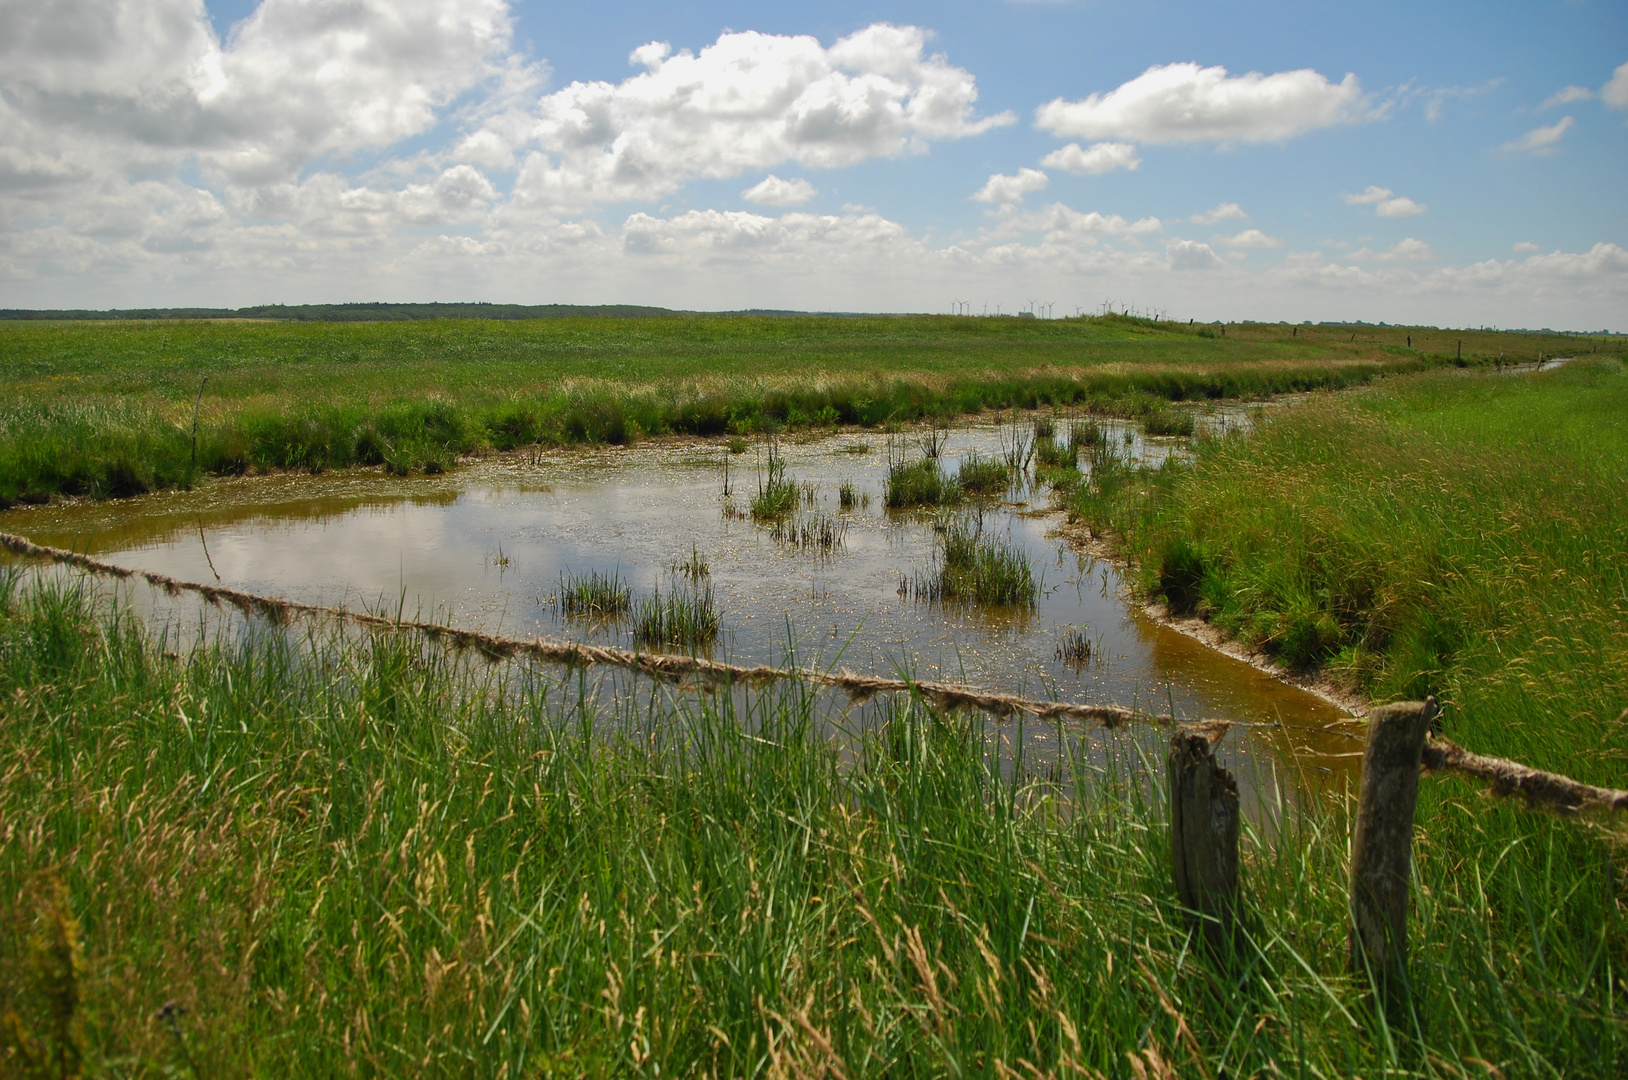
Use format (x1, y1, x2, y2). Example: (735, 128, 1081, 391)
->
(1, 576, 1619, 1075)
(633, 579, 721, 648)
(907, 517, 1038, 608)
(556, 568, 630, 619)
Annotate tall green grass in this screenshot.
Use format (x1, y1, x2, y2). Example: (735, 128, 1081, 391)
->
(3, 314, 1583, 504)
(1070, 359, 1628, 787)
(0, 576, 1621, 1076)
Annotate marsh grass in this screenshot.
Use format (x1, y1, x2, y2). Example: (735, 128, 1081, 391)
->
(555, 568, 631, 619)
(769, 511, 848, 554)
(907, 516, 1039, 608)
(1034, 433, 1078, 471)
(1, 575, 1620, 1077)
(750, 443, 799, 521)
(1054, 626, 1093, 668)
(1068, 419, 1104, 451)
(837, 480, 862, 510)
(632, 577, 721, 648)
(1141, 405, 1197, 437)
(672, 544, 710, 582)
(884, 444, 960, 509)
(955, 452, 1011, 498)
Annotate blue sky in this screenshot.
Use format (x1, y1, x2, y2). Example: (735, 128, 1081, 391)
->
(2, 0, 1624, 327)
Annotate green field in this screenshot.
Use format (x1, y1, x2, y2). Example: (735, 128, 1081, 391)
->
(0, 314, 1599, 503)
(1, 577, 1621, 1077)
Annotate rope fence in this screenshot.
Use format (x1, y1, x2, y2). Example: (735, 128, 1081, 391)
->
(2, 530, 1623, 820)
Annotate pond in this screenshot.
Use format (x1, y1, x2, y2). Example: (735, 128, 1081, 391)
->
(0, 415, 1360, 795)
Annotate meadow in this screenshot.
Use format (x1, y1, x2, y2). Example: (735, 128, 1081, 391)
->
(1, 575, 1621, 1078)
(0, 314, 1597, 504)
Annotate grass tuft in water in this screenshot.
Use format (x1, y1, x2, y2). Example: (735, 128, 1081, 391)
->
(556, 568, 631, 619)
(884, 453, 959, 510)
(1033, 415, 1057, 440)
(632, 578, 721, 648)
(907, 515, 1039, 607)
(837, 480, 868, 511)
(770, 511, 848, 553)
(1055, 626, 1093, 667)
(955, 452, 1011, 498)
(750, 442, 798, 520)
(1142, 405, 1196, 437)
(1069, 419, 1105, 450)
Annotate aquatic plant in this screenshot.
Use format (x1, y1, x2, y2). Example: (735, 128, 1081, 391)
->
(769, 511, 848, 553)
(907, 516, 1038, 607)
(1055, 626, 1093, 667)
(1034, 433, 1078, 470)
(884, 457, 959, 509)
(1033, 415, 1057, 440)
(555, 568, 632, 619)
(632, 579, 721, 648)
(1142, 405, 1196, 437)
(1069, 419, 1104, 450)
(837, 480, 866, 510)
(673, 544, 710, 581)
(1000, 424, 1035, 474)
(750, 443, 798, 520)
(955, 452, 1010, 497)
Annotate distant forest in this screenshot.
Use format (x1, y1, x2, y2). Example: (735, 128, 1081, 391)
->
(0, 302, 677, 322)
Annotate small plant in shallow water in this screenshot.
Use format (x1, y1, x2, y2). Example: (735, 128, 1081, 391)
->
(1033, 415, 1057, 440)
(956, 452, 1010, 497)
(905, 516, 1038, 608)
(673, 544, 710, 581)
(840, 441, 871, 455)
(1000, 425, 1036, 475)
(1055, 626, 1093, 668)
(1069, 420, 1104, 451)
(885, 457, 959, 509)
(726, 436, 748, 454)
(1034, 433, 1078, 471)
(632, 579, 721, 648)
(555, 568, 631, 619)
(750, 442, 798, 520)
(770, 511, 848, 553)
(837, 480, 868, 510)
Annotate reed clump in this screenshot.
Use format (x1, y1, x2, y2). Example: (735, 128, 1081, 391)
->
(906, 516, 1038, 607)
(884, 456, 959, 510)
(750, 444, 798, 521)
(1141, 405, 1196, 437)
(632, 578, 721, 648)
(955, 452, 1010, 498)
(555, 569, 631, 619)
(770, 511, 848, 553)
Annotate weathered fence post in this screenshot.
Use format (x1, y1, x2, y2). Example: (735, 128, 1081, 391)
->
(1349, 696, 1437, 1013)
(1168, 725, 1239, 956)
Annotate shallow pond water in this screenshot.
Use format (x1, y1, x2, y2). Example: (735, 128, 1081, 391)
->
(0, 417, 1360, 792)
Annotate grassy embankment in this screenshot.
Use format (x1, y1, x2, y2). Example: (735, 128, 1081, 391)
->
(1, 574, 1622, 1077)
(0, 315, 1593, 504)
(1069, 358, 1628, 786)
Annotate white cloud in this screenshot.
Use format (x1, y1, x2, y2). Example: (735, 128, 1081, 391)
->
(1167, 238, 1224, 271)
(743, 175, 818, 207)
(974, 168, 1049, 205)
(1540, 85, 1593, 110)
(1039, 141, 1140, 175)
(1216, 229, 1281, 249)
(491, 23, 1013, 210)
(1501, 116, 1574, 156)
(1603, 61, 1628, 109)
(1190, 202, 1246, 225)
(983, 203, 1162, 243)
(1513, 241, 1540, 253)
(1341, 186, 1426, 217)
(1035, 62, 1364, 145)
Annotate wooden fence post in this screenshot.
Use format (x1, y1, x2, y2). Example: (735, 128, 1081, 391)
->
(1348, 697, 1437, 1012)
(1168, 726, 1239, 956)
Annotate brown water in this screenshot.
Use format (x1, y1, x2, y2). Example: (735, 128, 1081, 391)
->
(0, 418, 1360, 790)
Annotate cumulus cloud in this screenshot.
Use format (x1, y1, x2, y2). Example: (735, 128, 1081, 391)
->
(1604, 61, 1628, 109)
(1167, 238, 1224, 271)
(1540, 86, 1593, 110)
(1216, 229, 1280, 249)
(1341, 186, 1426, 217)
(1191, 202, 1246, 225)
(493, 23, 1012, 210)
(1039, 141, 1140, 175)
(1513, 241, 1540, 253)
(1502, 116, 1574, 156)
(974, 168, 1049, 204)
(743, 175, 818, 207)
(1035, 62, 1364, 145)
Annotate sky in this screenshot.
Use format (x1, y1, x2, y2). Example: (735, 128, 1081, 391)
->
(1, 0, 1625, 328)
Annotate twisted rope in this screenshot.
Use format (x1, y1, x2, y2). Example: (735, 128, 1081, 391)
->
(0, 531, 1208, 730)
